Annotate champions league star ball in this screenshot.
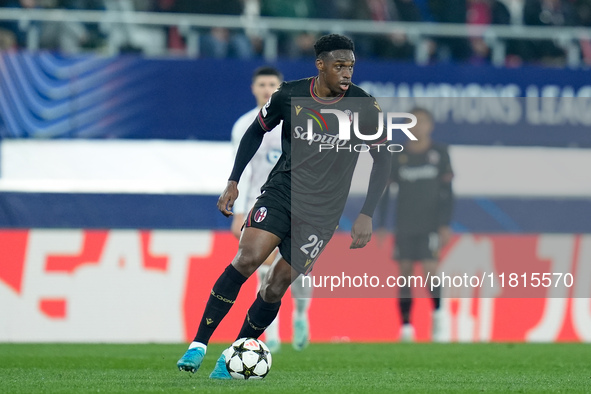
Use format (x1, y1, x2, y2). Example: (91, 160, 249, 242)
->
(222, 338, 272, 380)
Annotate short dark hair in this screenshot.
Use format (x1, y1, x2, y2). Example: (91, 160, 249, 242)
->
(314, 34, 354, 58)
(252, 66, 283, 82)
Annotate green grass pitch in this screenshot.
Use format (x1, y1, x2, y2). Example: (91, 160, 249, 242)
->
(0, 343, 589, 393)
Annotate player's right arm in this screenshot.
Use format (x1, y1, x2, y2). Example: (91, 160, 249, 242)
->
(218, 121, 266, 217)
(230, 112, 255, 234)
(375, 152, 400, 228)
(218, 86, 285, 217)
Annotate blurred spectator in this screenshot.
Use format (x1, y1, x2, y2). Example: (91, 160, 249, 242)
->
(0, 0, 38, 48)
(395, 0, 424, 21)
(574, 0, 591, 64)
(467, 0, 513, 64)
(386, 0, 424, 59)
(412, 0, 436, 21)
(522, 0, 578, 65)
(153, 0, 184, 52)
(366, 0, 420, 60)
(290, 32, 317, 57)
(0, 0, 17, 50)
(260, 0, 315, 58)
(313, 0, 358, 19)
(129, 0, 156, 11)
(102, 0, 168, 54)
(429, 0, 473, 61)
(37, 0, 106, 52)
(1, 0, 587, 66)
(575, 0, 591, 26)
(261, 0, 313, 18)
(263, 0, 424, 60)
(360, 0, 424, 60)
(317, 0, 423, 60)
(0, 28, 16, 50)
(173, 0, 253, 58)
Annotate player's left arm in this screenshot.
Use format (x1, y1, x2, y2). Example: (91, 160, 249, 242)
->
(350, 146, 392, 249)
(437, 146, 455, 247)
(375, 150, 400, 230)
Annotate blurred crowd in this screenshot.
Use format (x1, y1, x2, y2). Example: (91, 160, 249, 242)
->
(1, 0, 591, 66)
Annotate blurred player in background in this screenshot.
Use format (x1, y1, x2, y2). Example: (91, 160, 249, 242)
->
(378, 107, 454, 342)
(230, 66, 313, 353)
(177, 33, 391, 379)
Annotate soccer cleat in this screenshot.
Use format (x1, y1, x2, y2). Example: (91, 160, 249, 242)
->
(266, 338, 281, 353)
(432, 309, 446, 343)
(400, 324, 415, 342)
(177, 347, 205, 373)
(292, 318, 310, 351)
(209, 353, 231, 380)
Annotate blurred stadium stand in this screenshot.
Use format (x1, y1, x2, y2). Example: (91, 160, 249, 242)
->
(1, 0, 591, 66)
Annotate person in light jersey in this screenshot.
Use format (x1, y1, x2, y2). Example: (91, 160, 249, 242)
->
(230, 66, 313, 353)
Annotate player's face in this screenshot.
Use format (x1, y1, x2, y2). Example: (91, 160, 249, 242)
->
(317, 50, 355, 95)
(252, 75, 282, 107)
(411, 112, 434, 140)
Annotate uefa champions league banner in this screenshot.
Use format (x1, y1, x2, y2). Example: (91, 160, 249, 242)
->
(1, 52, 591, 147)
(0, 229, 589, 343)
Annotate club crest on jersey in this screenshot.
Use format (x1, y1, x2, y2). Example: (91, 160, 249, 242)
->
(344, 109, 353, 124)
(254, 207, 268, 223)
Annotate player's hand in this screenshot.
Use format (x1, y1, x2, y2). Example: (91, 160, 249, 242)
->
(217, 181, 239, 217)
(350, 214, 372, 249)
(438, 226, 452, 248)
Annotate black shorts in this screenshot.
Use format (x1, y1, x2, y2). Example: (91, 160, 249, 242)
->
(245, 192, 336, 275)
(394, 232, 439, 262)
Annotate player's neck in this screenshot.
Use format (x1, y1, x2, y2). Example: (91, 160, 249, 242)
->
(314, 76, 339, 98)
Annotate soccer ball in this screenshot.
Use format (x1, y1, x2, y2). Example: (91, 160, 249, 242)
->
(222, 337, 272, 380)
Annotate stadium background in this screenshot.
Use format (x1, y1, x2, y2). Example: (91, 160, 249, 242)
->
(0, 0, 590, 344)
